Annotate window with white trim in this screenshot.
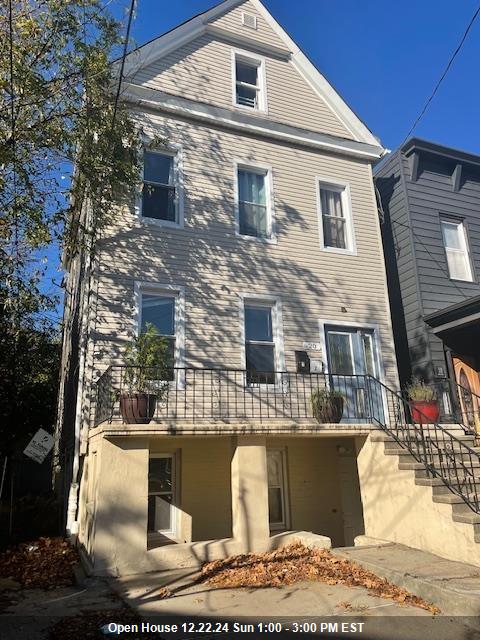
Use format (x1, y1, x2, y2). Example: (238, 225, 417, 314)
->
(234, 53, 264, 110)
(237, 167, 271, 239)
(318, 182, 354, 252)
(148, 454, 177, 535)
(142, 150, 178, 222)
(440, 218, 473, 282)
(244, 302, 277, 384)
(141, 292, 176, 378)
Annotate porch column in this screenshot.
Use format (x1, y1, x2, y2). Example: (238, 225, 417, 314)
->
(93, 436, 149, 575)
(231, 436, 270, 552)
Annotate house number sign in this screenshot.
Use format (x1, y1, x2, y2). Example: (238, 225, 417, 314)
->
(302, 341, 322, 351)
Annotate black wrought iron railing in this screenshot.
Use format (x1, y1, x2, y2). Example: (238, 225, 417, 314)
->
(424, 379, 480, 435)
(94, 367, 380, 426)
(366, 376, 480, 514)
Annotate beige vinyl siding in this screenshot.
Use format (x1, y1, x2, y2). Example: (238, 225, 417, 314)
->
(209, 0, 282, 49)
(86, 109, 397, 414)
(133, 35, 352, 138)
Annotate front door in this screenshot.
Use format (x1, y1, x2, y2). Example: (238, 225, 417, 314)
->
(267, 450, 288, 530)
(148, 454, 177, 538)
(325, 326, 384, 423)
(453, 356, 480, 434)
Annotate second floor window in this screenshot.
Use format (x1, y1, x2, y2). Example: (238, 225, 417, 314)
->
(318, 183, 354, 252)
(237, 167, 271, 239)
(234, 53, 265, 110)
(142, 150, 177, 223)
(141, 293, 176, 377)
(244, 303, 276, 384)
(440, 218, 473, 282)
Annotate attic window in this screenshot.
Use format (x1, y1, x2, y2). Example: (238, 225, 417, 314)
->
(234, 52, 265, 111)
(242, 12, 257, 29)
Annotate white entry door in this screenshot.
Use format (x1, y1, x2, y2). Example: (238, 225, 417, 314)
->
(148, 454, 177, 537)
(267, 450, 288, 530)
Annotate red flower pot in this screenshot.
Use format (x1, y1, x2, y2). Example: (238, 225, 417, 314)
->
(411, 400, 440, 425)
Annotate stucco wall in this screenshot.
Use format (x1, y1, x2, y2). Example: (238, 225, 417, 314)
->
(356, 435, 480, 567)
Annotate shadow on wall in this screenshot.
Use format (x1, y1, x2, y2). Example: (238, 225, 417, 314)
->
(91, 120, 395, 382)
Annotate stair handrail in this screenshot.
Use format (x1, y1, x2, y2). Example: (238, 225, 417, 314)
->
(366, 375, 480, 514)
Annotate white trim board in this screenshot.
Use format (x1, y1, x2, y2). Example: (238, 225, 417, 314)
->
(116, 0, 384, 150)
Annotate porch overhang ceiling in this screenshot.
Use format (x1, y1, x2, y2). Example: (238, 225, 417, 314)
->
(424, 295, 480, 334)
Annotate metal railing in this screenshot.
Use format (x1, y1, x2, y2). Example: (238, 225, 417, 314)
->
(94, 367, 379, 426)
(425, 379, 480, 435)
(367, 376, 480, 514)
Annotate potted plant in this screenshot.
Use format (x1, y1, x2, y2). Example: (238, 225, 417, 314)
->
(120, 323, 171, 424)
(405, 377, 439, 424)
(311, 388, 344, 423)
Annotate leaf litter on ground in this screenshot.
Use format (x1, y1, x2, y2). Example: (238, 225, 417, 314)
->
(197, 542, 440, 614)
(0, 537, 79, 589)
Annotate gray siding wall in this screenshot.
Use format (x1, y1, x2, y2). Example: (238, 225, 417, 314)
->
(376, 151, 430, 382)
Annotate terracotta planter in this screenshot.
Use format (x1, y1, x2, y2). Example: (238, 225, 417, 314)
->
(411, 400, 440, 425)
(312, 396, 344, 423)
(120, 393, 157, 424)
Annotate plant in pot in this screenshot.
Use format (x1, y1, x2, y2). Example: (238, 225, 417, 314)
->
(311, 388, 344, 423)
(405, 377, 439, 424)
(120, 323, 171, 424)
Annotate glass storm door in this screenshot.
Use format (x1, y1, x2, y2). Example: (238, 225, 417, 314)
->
(148, 455, 176, 536)
(267, 450, 287, 530)
(325, 327, 384, 423)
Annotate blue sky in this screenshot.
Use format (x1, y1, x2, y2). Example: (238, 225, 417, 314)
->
(44, 0, 480, 323)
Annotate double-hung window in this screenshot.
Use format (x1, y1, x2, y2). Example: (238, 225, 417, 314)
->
(141, 292, 176, 379)
(318, 181, 355, 253)
(142, 150, 178, 223)
(244, 303, 277, 384)
(237, 166, 272, 240)
(440, 217, 473, 282)
(234, 53, 265, 110)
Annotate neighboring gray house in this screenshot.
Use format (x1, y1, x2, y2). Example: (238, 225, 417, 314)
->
(376, 138, 480, 422)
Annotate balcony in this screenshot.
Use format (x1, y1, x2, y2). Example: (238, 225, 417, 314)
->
(93, 367, 389, 433)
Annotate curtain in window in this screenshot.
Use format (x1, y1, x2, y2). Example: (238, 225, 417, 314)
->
(321, 188, 346, 249)
(238, 170, 268, 238)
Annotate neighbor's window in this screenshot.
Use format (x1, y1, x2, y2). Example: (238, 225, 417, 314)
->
(142, 150, 177, 222)
(318, 183, 353, 251)
(244, 303, 276, 384)
(440, 218, 473, 281)
(237, 168, 270, 239)
(141, 293, 176, 377)
(234, 54, 264, 110)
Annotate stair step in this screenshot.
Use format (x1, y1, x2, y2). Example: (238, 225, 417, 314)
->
(452, 509, 480, 525)
(414, 476, 445, 487)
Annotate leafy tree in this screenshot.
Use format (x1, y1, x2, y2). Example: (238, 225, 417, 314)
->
(0, 1, 141, 452)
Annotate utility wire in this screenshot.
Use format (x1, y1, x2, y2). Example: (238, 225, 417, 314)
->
(111, 0, 136, 131)
(402, 4, 480, 143)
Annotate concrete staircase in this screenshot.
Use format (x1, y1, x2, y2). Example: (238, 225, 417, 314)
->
(371, 424, 480, 544)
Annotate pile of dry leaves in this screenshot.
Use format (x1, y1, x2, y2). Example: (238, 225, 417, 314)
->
(51, 609, 142, 640)
(200, 542, 439, 614)
(0, 537, 79, 589)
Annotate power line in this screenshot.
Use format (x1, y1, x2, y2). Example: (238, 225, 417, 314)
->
(111, 0, 136, 131)
(402, 4, 480, 143)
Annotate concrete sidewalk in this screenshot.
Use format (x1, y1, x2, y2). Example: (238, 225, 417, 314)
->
(333, 542, 480, 616)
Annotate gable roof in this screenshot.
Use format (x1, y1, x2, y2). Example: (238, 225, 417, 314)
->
(120, 0, 382, 149)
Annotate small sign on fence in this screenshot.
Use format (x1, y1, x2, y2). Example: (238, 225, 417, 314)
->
(23, 429, 54, 464)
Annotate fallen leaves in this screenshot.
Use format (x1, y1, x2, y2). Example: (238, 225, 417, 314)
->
(0, 537, 79, 589)
(50, 608, 141, 640)
(199, 542, 440, 614)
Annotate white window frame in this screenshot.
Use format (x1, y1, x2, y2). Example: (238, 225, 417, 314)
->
(233, 160, 276, 243)
(148, 452, 180, 540)
(134, 281, 186, 387)
(238, 293, 285, 387)
(316, 177, 356, 256)
(231, 48, 267, 113)
(267, 448, 290, 531)
(440, 217, 473, 282)
(137, 145, 184, 229)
